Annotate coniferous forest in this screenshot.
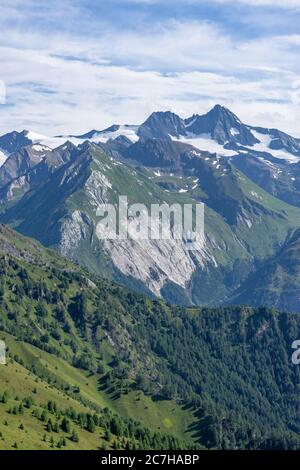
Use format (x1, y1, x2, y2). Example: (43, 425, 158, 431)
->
(0, 225, 300, 450)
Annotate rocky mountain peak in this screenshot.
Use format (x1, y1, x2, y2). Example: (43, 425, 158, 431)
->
(138, 111, 186, 140)
(0, 129, 33, 155)
(184, 104, 258, 146)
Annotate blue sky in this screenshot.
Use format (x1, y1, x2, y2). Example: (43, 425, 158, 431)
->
(0, 0, 300, 135)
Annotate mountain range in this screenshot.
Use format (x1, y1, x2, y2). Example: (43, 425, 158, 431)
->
(1, 105, 300, 450)
(1, 105, 300, 312)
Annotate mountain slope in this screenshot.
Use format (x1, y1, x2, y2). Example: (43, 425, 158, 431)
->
(1, 332, 198, 450)
(0, 225, 201, 449)
(1, 142, 300, 307)
(250, 126, 300, 158)
(229, 228, 300, 312)
(0, 130, 32, 155)
(0, 225, 300, 449)
(232, 150, 300, 209)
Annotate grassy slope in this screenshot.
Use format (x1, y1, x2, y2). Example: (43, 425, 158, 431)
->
(229, 228, 300, 312)
(0, 331, 197, 449)
(0, 224, 199, 449)
(0, 355, 106, 450)
(1, 225, 300, 449)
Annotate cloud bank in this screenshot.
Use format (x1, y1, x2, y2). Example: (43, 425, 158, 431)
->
(0, 0, 299, 136)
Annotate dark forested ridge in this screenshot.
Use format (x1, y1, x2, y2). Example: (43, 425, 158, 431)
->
(0, 224, 300, 450)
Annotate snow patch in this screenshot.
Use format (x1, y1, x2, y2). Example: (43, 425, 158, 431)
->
(32, 143, 51, 154)
(171, 133, 238, 157)
(90, 125, 139, 144)
(250, 130, 300, 163)
(26, 131, 82, 149)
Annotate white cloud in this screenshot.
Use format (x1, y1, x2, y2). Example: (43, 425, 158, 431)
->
(122, 0, 300, 8)
(217, 0, 300, 7)
(0, 3, 299, 136)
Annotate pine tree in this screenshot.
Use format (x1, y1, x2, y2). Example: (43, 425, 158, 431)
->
(104, 429, 111, 442)
(86, 415, 96, 433)
(61, 417, 71, 433)
(41, 410, 48, 422)
(2, 391, 9, 403)
(70, 429, 79, 443)
(46, 418, 53, 432)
